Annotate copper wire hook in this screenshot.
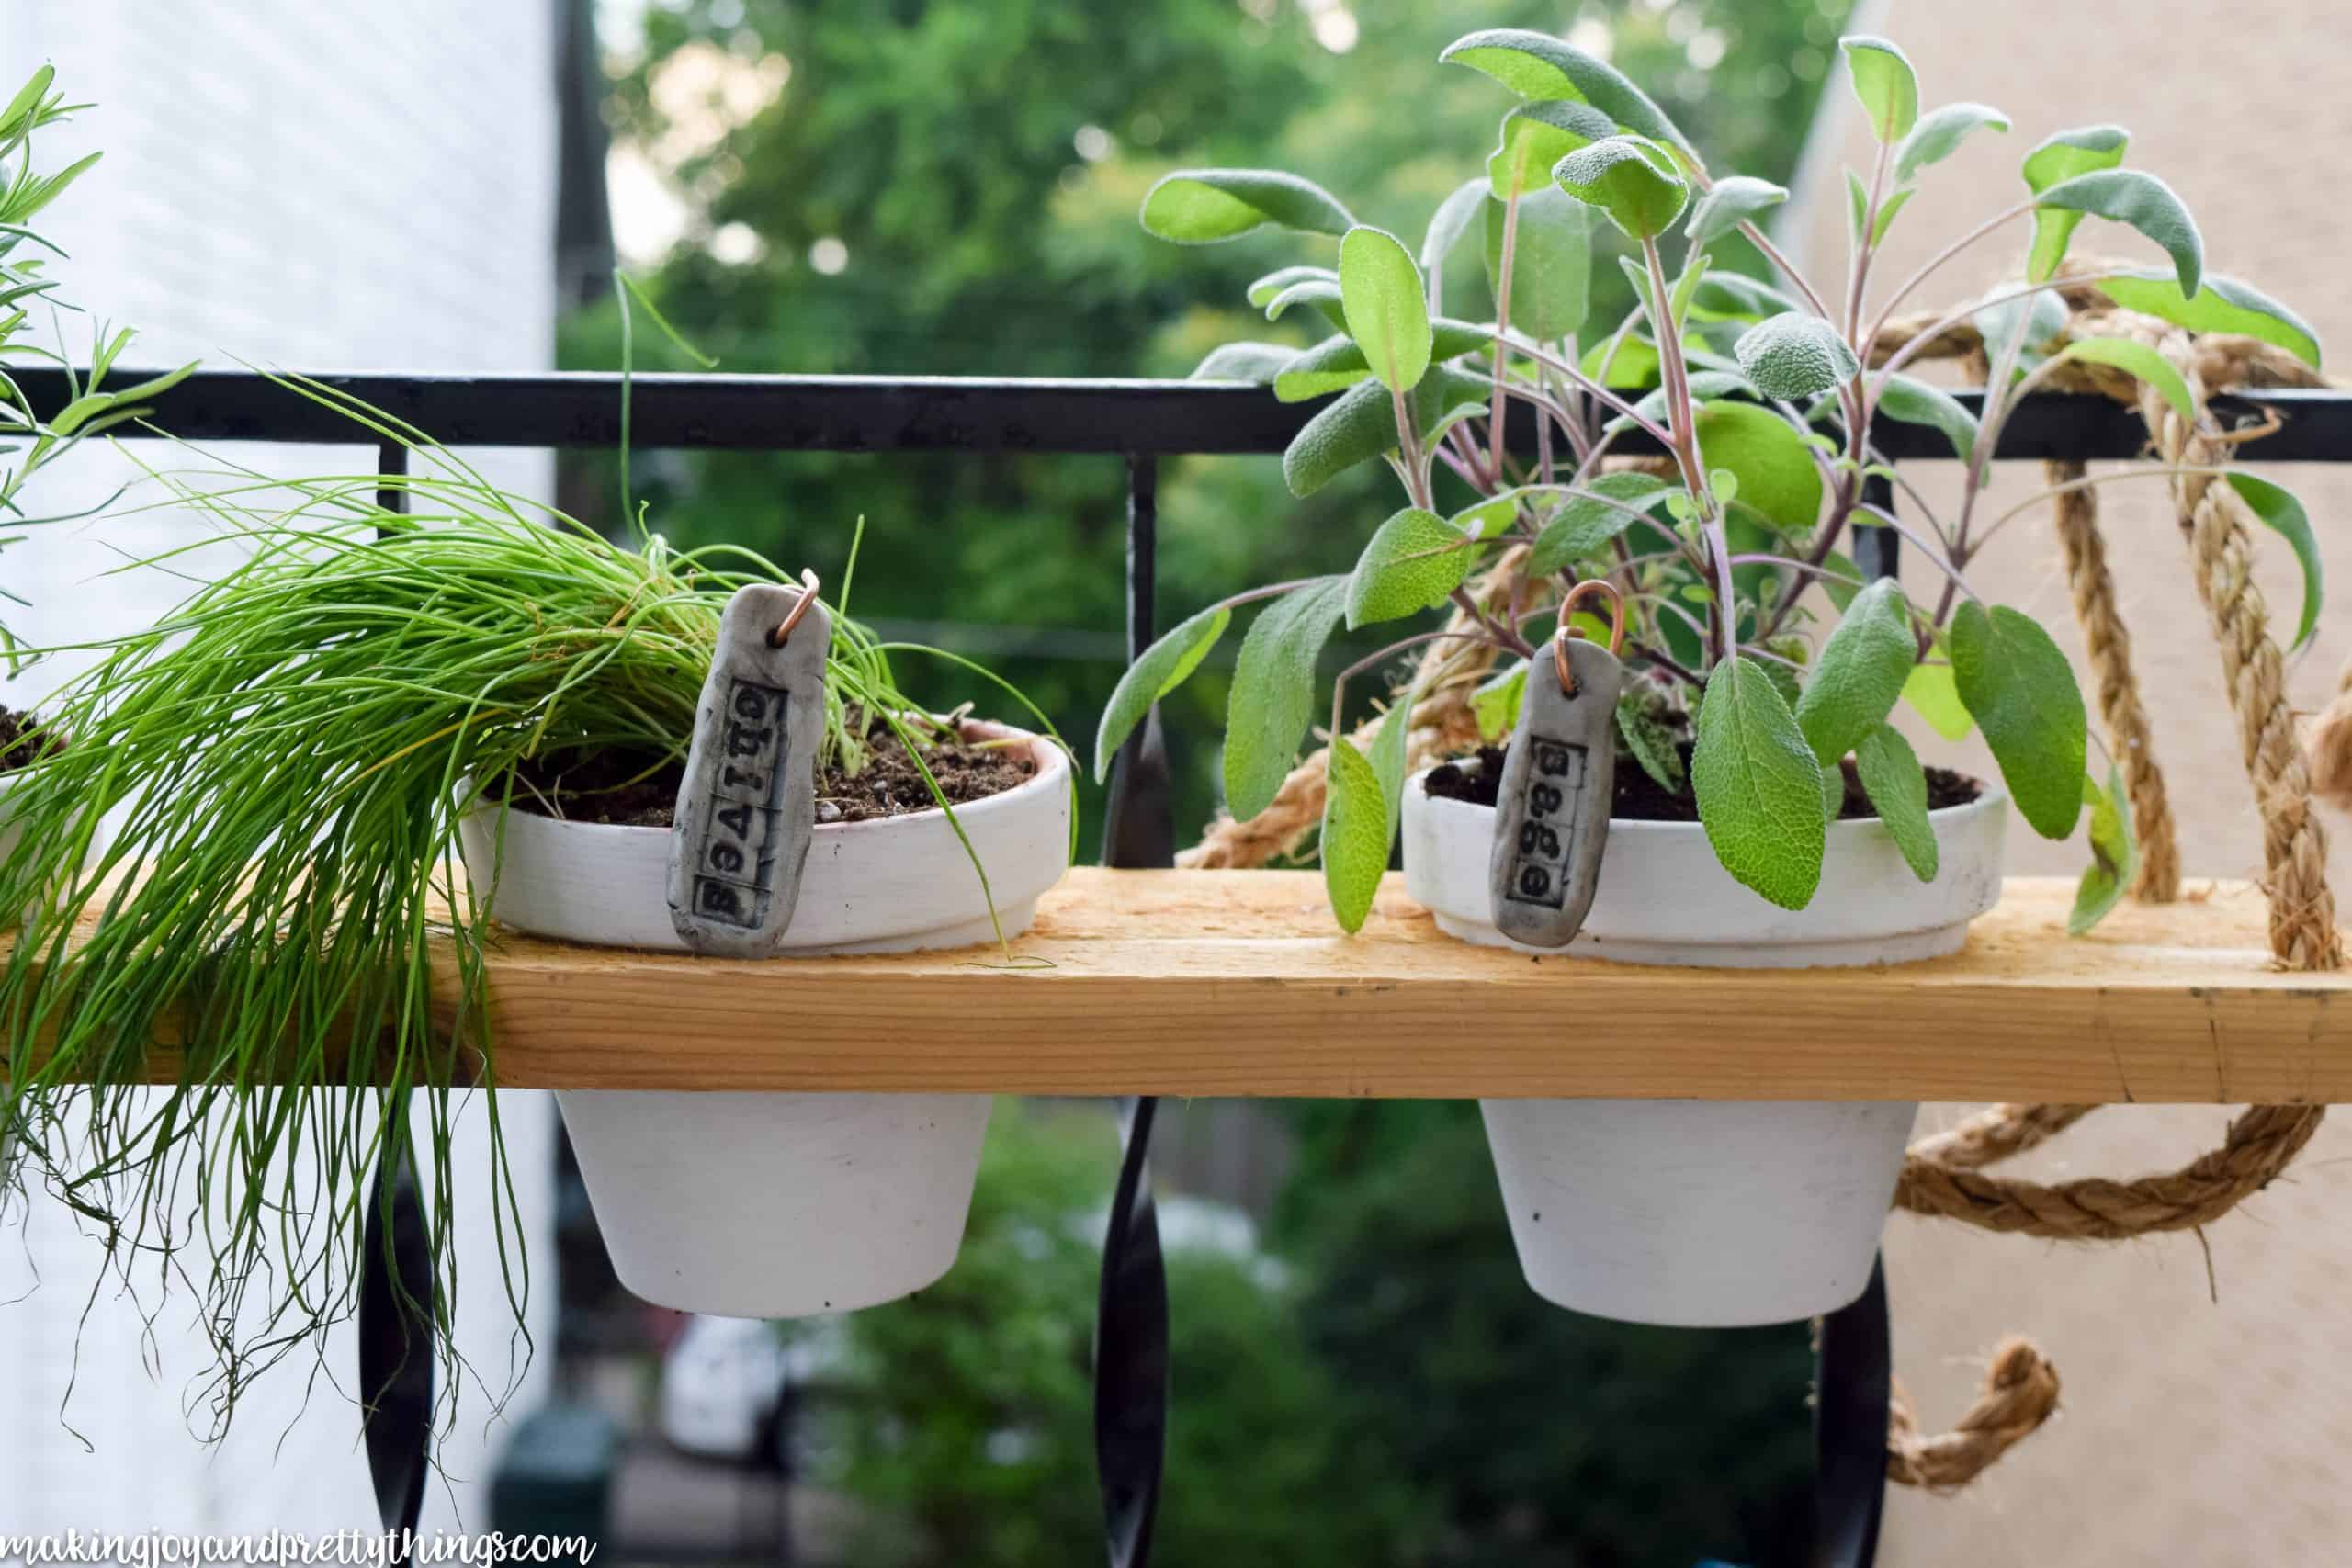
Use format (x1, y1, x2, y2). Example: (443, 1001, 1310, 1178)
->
(1552, 578, 1626, 694)
(769, 568, 822, 647)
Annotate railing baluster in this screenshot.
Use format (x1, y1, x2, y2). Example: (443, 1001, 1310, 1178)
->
(360, 442, 435, 1552)
(360, 1135, 435, 1548)
(1095, 453, 1171, 1568)
(1102, 455, 1172, 868)
(1095, 1098, 1168, 1568)
(377, 439, 408, 520)
(1856, 471, 1900, 582)
(1814, 1255, 1892, 1568)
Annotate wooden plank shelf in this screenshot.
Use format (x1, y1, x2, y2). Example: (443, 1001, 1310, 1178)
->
(413, 870, 2341, 1103)
(33, 871, 2347, 1101)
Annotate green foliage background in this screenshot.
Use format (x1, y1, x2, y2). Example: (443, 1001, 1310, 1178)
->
(562, 0, 1856, 840)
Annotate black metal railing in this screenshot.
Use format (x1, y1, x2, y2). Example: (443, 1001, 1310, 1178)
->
(23, 365, 2352, 1568)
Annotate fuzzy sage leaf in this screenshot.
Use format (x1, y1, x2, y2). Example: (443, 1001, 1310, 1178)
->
(2047, 337, 2195, 426)
(2093, 271, 2320, 370)
(1275, 321, 1495, 403)
(1693, 654, 1827, 910)
(1261, 277, 1347, 328)
(1340, 225, 1432, 393)
(1839, 35, 1918, 142)
(1856, 723, 1938, 882)
(1440, 28, 1694, 154)
(1095, 603, 1231, 781)
(2225, 473, 2323, 651)
(1793, 577, 1915, 767)
(1903, 660, 1973, 741)
(1323, 737, 1385, 933)
(1734, 310, 1860, 401)
(1421, 177, 1489, 276)
(1190, 342, 1295, 383)
(1684, 175, 1787, 246)
(1551, 135, 1689, 241)
(1894, 102, 2010, 183)
(1224, 577, 1350, 819)
(1247, 265, 1337, 309)
(1282, 369, 1487, 497)
(2029, 168, 2203, 293)
(1950, 601, 2087, 839)
(1141, 169, 1354, 243)
(2018, 125, 2129, 282)
(1483, 186, 1590, 342)
(1875, 373, 1980, 463)
(1346, 506, 1474, 628)
(1272, 336, 1374, 402)
(1322, 685, 1417, 933)
(1450, 484, 1563, 542)
(1528, 473, 1669, 575)
(2070, 765, 2138, 935)
(1487, 100, 1617, 200)
(1693, 400, 1823, 535)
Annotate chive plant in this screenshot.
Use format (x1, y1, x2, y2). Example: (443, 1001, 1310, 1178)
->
(1101, 29, 2323, 934)
(0, 376, 1057, 1432)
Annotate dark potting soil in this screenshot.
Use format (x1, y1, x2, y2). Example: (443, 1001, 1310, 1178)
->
(500, 721, 1036, 828)
(1422, 742, 1981, 822)
(0, 706, 62, 773)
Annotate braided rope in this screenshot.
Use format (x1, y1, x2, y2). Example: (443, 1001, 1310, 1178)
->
(1886, 1339, 2063, 1492)
(2307, 658, 2352, 812)
(1902, 1102, 2098, 1171)
(2046, 461, 2182, 899)
(1894, 1102, 2324, 1239)
(2093, 310, 2343, 970)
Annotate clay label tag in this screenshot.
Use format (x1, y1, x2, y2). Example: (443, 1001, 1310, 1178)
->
(1488, 637, 1621, 949)
(667, 583, 831, 955)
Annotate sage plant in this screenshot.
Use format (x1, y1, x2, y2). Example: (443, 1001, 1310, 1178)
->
(1098, 30, 2321, 933)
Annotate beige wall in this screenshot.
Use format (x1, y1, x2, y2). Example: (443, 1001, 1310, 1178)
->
(1794, 3, 2352, 1561)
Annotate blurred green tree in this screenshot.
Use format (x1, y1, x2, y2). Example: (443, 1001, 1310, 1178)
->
(565, 0, 1854, 841)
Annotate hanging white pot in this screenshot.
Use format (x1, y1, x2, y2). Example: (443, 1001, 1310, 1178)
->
(1401, 763, 2007, 1327)
(458, 720, 1071, 1319)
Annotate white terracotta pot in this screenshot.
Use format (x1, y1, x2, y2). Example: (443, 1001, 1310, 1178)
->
(1403, 764, 2007, 1327)
(458, 721, 1071, 1318)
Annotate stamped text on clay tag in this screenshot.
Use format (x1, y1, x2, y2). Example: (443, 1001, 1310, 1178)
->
(1487, 632, 1620, 949)
(666, 581, 830, 956)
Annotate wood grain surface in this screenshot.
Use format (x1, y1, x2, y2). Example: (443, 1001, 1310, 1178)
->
(26, 871, 2348, 1100)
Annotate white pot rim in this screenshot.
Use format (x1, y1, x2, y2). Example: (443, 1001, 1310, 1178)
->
(1408, 758, 2006, 832)
(1401, 753, 2009, 965)
(480, 716, 1070, 842)
(459, 715, 1073, 954)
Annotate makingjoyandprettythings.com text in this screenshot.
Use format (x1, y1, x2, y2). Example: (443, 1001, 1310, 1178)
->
(0, 1533, 596, 1567)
